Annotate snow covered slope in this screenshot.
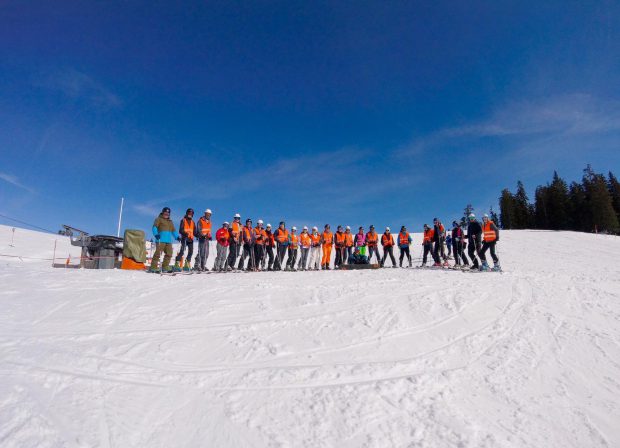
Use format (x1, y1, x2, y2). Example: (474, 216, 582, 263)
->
(0, 225, 619, 447)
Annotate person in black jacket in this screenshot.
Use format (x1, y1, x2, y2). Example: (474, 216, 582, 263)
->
(467, 214, 483, 270)
(432, 218, 446, 267)
(451, 221, 464, 266)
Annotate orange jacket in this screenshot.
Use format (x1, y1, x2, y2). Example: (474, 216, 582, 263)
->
(344, 233, 353, 247)
(290, 233, 299, 249)
(180, 217, 195, 240)
(381, 233, 394, 247)
(366, 231, 378, 247)
(254, 227, 267, 245)
(398, 232, 410, 246)
(321, 231, 333, 245)
(275, 228, 289, 243)
(300, 233, 311, 248)
(231, 221, 242, 243)
(198, 217, 211, 238)
(423, 228, 434, 244)
(310, 233, 321, 247)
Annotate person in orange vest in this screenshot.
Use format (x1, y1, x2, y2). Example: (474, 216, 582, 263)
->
(420, 223, 438, 267)
(214, 221, 230, 272)
(365, 225, 381, 264)
(286, 226, 300, 271)
(264, 223, 276, 270)
(480, 214, 501, 271)
(253, 219, 267, 271)
(432, 218, 448, 267)
(194, 208, 212, 271)
(238, 218, 256, 271)
(227, 213, 242, 270)
(273, 221, 289, 270)
(334, 225, 347, 268)
(174, 208, 196, 271)
(308, 226, 322, 270)
(381, 227, 397, 267)
(298, 226, 312, 270)
(321, 224, 333, 270)
(398, 225, 413, 267)
(344, 226, 354, 264)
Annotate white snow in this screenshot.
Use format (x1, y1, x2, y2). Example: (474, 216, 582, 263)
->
(0, 224, 619, 447)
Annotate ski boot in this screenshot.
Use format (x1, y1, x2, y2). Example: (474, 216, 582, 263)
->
(172, 262, 182, 272)
(432, 262, 442, 267)
(148, 264, 159, 273)
(492, 262, 502, 272)
(162, 266, 173, 273)
(183, 261, 191, 272)
(480, 261, 490, 272)
(442, 260, 450, 267)
(419, 262, 426, 268)
(470, 264, 479, 270)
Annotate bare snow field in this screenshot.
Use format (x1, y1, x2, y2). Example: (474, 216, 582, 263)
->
(0, 224, 619, 447)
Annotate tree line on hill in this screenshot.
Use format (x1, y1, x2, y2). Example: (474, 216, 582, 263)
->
(498, 165, 620, 234)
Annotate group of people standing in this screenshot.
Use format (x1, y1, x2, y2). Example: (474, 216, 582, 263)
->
(149, 207, 501, 273)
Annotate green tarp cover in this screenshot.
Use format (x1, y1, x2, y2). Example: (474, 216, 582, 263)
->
(123, 229, 146, 262)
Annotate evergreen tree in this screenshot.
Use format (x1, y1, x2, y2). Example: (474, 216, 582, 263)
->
(546, 171, 569, 230)
(534, 185, 549, 229)
(582, 165, 619, 233)
(608, 171, 620, 225)
(463, 204, 474, 220)
(499, 189, 515, 229)
(489, 207, 499, 226)
(568, 181, 587, 231)
(513, 181, 533, 229)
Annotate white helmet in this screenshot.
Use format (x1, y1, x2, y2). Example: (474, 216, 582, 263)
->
(483, 213, 489, 219)
(266, 223, 272, 228)
(303, 226, 308, 230)
(292, 226, 297, 231)
(312, 226, 318, 231)
(223, 221, 229, 225)
(469, 213, 476, 219)
(257, 219, 263, 225)
(205, 209, 212, 214)
(386, 227, 391, 232)
(346, 226, 350, 230)
(234, 213, 241, 219)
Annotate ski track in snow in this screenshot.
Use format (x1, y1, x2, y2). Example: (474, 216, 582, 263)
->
(0, 226, 619, 447)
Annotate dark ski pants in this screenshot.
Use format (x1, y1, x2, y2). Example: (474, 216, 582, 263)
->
(480, 241, 499, 264)
(227, 241, 240, 269)
(238, 243, 255, 270)
(287, 248, 298, 269)
(452, 241, 460, 265)
(460, 242, 469, 265)
(273, 243, 287, 270)
(195, 238, 210, 269)
(254, 245, 265, 270)
(432, 241, 442, 264)
(152, 242, 173, 270)
(368, 246, 381, 264)
(175, 237, 194, 265)
(345, 246, 352, 264)
(399, 246, 411, 266)
(335, 246, 346, 267)
(265, 246, 275, 269)
(381, 246, 396, 267)
(422, 243, 438, 264)
(299, 247, 309, 269)
(468, 240, 482, 267)
(447, 243, 452, 256)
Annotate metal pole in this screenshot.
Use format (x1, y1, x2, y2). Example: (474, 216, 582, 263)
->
(52, 240, 57, 267)
(117, 197, 124, 238)
(10, 227, 15, 247)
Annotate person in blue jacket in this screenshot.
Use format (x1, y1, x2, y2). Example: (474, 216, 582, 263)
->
(150, 207, 179, 272)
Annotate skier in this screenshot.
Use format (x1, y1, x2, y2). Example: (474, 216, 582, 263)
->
(308, 226, 322, 270)
(253, 220, 267, 271)
(451, 220, 464, 266)
(420, 224, 438, 267)
(480, 214, 501, 271)
(365, 225, 381, 264)
(354, 226, 366, 257)
(467, 213, 483, 270)
(150, 207, 179, 272)
(446, 233, 453, 258)
(264, 223, 276, 270)
(344, 226, 354, 263)
(298, 226, 311, 271)
(286, 226, 299, 271)
(194, 209, 212, 271)
(238, 218, 256, 271)
(214, 222, 230, 272)
(227, 213, 242, 270)
(334, 225, 346, 268)
(321, 224, 333, 270)
(398, 225, 412, 267)
(273, 221, 289, 270)
(175, 208, 196, 271)
(431, 218, 447, 267)
(381, 227, 397, 268)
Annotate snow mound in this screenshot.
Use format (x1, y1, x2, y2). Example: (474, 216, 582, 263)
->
(0, 225, 619, 447)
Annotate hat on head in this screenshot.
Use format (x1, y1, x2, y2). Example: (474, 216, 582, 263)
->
(234, 213, 241, 219)
(162, 207, 171, 214)
(205, 209, 212, 214)
(257, 219, 263, 225)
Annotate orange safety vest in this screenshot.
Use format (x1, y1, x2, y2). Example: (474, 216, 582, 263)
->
(399, 232, 410, 246)
(381, 233, 394, 247)
(322, 231, 333, 245)
(310, 233, 321, 246)
(198, 217, 211, 237)
(231, 221, 241, 242)
(334, 232, 346, 247)
(344, 233, 353, 247)
(300, 233, 311, 248)
(181, 218, 195, 240)
(243, 226, 253, 242)
(254, 227, 266, 245)
(366, 232, 378, 246)
(276, 229, 289, 243)
(423, 228, 434, 243)
(483, 221, 497, 242)
(290, 233, 299, 249)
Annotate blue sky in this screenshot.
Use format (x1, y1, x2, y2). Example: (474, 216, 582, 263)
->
(1, 1, 619, 236)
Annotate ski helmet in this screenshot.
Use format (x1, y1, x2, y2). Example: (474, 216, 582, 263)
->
(257, 219, 263, 225)
(279, 221, 285, 226)
(370, 225, 375, 229)
(162, 207, 171, 214)
(345, 226, 350, 230)
(386, 227, 391, 232)
(303, 226, 308, 230)
(468, 213, 476, 220)
(266, 223, 272, 228)
(292, 226, 297, 231)
(312, 226, 318, 231)
(223, 221, 229, 226)
(205, 209, 212, 214)
(452, 221, 459, 227)
(424, 224, 429, 229)
(186, 208, 194, 215)
(483, 213, 489, 220)
(246, 218, 252, 223)
(234, 213, 241, 219)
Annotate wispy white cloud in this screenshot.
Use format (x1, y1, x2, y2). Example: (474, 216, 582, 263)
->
(0, 172, 35, 193)
(133, 203, 161, 217)
(36, 68, 122, 109)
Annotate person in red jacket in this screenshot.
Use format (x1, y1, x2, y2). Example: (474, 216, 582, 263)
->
(381, 227, 397, 267)
(214, 222, 230, 272)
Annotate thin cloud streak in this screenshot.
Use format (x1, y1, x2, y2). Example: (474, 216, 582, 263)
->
(0, 172, 35, 194)
(36, 68, 122, 109)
